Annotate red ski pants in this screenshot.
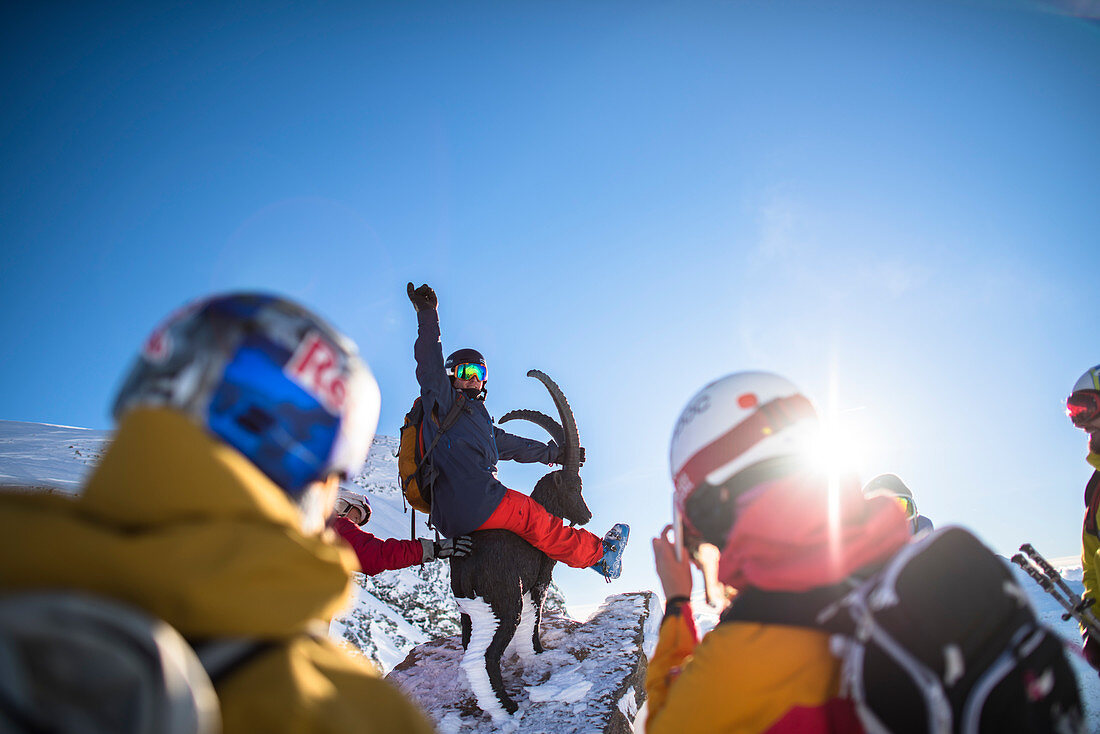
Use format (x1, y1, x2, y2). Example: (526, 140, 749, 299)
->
(477, 489, 603, 568)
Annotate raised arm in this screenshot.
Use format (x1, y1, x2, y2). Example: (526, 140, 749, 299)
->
(408, 283, 455, 414)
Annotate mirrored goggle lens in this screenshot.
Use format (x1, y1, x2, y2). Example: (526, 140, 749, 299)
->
(893, 496, 916, 519)
(1067, 391, 1100, 427)
(454, 363, 487, 381)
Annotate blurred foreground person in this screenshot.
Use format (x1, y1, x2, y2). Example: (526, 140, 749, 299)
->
(647, 371, 912, 733)
(1068, 363, 1100, 672)
(862, 473, 934, 537)
(330, 487, 472, 575)
(0, 294, 434, 734)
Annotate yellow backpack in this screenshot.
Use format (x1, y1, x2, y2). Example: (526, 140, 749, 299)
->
(397, 394, 468, 514)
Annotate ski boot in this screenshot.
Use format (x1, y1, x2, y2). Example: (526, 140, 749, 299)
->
(591, 523, 630, 581)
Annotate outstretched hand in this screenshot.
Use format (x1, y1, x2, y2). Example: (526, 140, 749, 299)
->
(435, 536, 473, 559)
(407, 282, 438, 312)
(653, 524, 693, 600)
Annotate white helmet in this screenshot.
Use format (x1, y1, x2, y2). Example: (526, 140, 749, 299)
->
(1072, 365, 1100, 394)
(669, 371, 819, 546)
(334, 488, 371, 526)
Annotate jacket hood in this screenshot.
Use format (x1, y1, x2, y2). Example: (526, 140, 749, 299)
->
(0, 409, 358, 638)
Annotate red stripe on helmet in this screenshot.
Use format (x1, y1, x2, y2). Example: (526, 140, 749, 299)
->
(674, 394, 815, 501)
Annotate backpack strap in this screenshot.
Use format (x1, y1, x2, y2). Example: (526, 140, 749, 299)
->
(192, 637, 276, 685)
(403, 392, 469, 491)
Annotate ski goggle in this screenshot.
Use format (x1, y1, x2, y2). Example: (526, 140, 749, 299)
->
(334, 497, 371, 526)
(453, 363, 487, 382)
(893, 495, 917, 520)
(1067, 390, 1100, 428)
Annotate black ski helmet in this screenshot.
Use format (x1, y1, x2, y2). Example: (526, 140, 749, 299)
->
(862, 473, 913, 501)
(445, 348, 487, 399)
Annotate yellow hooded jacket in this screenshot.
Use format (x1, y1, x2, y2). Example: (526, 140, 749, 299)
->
(0, 409, 434, 734)
(646, 607, 860, 733)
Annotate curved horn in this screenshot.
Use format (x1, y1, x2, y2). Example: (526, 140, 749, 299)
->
(527, 369, 580, 476)
(499, 409, 565, 447)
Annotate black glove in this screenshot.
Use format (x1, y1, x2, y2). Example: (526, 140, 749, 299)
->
(421, 535, 474, 561)
(407, 282, 437, 312)
(435, 536, 473, 559)
(552, 444, 585, 467)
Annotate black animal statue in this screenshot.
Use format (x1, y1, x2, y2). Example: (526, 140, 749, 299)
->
(449, 369, 590, 719)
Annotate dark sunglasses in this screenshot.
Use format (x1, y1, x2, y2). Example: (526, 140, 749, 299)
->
(1067, 390, 1100, 428)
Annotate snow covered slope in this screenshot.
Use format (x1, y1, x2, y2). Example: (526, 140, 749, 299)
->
(0, 420, 110, 493)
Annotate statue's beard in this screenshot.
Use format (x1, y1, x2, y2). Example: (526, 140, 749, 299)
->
(1089, 431, 1100, 456)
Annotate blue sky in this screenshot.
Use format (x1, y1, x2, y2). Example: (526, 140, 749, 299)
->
(2, 0, 1099, 611)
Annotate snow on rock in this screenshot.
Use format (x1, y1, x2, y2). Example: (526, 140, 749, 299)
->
(388, 591, 657, 733)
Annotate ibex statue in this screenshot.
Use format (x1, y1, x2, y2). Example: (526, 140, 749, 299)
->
(449, 369, 589, 718)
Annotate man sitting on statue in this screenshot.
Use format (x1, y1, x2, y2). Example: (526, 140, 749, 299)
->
(406, 282, 628, 580)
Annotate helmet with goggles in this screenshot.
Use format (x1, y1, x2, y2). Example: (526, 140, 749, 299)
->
(334, 488, 372, 526)
(445, 348, 487, 399)
(1067, 364, 1100, 429)
(863, 473, 917, 520)
(112, 293, 380, 499)
(669, 371, 818, 549)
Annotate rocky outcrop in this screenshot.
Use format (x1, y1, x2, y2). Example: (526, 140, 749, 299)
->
(388, 591, 661, 733)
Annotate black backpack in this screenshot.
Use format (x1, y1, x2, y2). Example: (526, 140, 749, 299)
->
(0, 592, 268, 734)
(722, 526, 1085, 734)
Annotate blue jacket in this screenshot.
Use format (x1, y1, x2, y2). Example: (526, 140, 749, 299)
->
(414, 308, 560, 537)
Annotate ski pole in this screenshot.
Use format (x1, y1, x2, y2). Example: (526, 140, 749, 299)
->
(1021, 544, 1083, 605)
(1011, 554, 1078, 622)
(1011, 554, 1100, 639)
(1019, 544, 1100, 632)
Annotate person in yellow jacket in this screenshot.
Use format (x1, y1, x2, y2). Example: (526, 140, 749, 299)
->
(0, 293, 434, 734)
(647, 371, 910, 734)
(1067, 363, 1100, 672)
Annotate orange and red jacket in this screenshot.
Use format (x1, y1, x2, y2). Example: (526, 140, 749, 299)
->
(646, 603, 862, 734)
(647, 472, 909, 733)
